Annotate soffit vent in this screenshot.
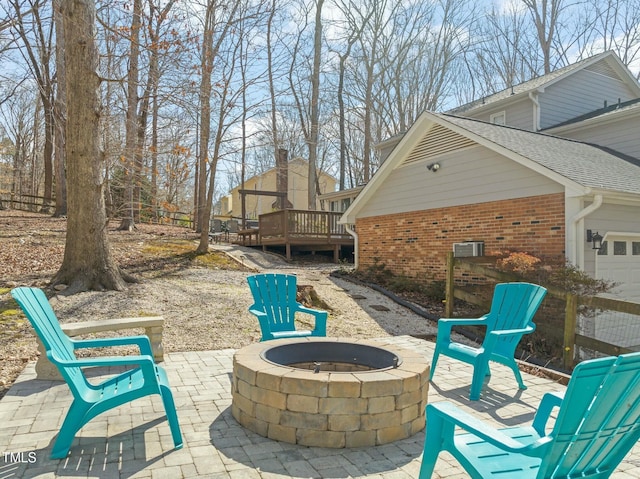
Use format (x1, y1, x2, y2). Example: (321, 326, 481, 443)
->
(400, 124, 476, 167)
(585, 60, 619, 80)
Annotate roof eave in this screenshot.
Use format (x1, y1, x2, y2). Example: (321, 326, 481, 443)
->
(546, 103, 640, 134)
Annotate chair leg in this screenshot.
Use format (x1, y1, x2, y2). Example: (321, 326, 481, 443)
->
(508, 360, 527, 390)
(159, 384, 183, 449)
(429, 348, 441, 381)
(419, 408, 447, 479)
(469, 361, 489, 401)
(51, 401, 89, 459)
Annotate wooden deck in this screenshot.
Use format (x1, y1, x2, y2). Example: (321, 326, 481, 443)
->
(234, 209, 353, 261)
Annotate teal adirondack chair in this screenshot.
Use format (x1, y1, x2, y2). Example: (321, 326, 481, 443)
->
(247, 273, 327, 341)
(419, 351, 640, 478)
(430, 282, 547, 400)
(11, 287, 183, 459)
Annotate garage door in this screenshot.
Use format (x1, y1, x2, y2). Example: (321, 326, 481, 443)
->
(596, 234, 640, 302)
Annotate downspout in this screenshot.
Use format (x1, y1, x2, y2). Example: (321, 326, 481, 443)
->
(345, 224, 359, 268)
(570, 194, 603, 269)
(529, 91, 540, 131)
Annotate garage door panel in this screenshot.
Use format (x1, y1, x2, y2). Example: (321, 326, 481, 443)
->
(596, 237, 640, 302)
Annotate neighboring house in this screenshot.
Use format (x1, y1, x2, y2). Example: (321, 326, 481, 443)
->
(340, 51, 640, 302)
(220, 158, 337, 219)
(318, 186, 364, 213)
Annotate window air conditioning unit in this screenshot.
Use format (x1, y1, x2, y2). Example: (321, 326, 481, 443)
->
(453, 241, 484, 257)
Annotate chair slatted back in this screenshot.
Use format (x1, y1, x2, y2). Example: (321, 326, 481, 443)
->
(541, 353, 640, 478)
(247, 274, 298, 333)
(485, 283, 547, 357)
(11, 287, 88, 393)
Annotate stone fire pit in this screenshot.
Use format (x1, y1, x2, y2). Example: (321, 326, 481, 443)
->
(231, 337, 430, 448)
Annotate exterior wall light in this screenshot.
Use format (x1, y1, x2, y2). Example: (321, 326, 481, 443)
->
(427, 163, 440, 172)
(586, 229, 604, 250)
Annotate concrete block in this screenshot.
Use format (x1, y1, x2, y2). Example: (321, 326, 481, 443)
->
(287, 394, 319, 413)
(318, 397, 368, 415)
(368, 396, 395, 414)
(297, 429, 346, 448)
(280, 410, 327, 430)
(361, 410, 402, 430)
(267, 423, 297, 444)
(328, 414, 360, 432)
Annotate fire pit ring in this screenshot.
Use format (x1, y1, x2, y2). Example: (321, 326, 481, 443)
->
(261, 341, 402, 372)
(232, 337, 430, 448)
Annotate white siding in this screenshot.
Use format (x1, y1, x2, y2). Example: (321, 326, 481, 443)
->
(378, 139, 401, 164)
(358, 144, 563, 218)
(465, 98, 534, 130)
(583, 204, 640, 276)
(559, 116, 640, 160)
(540, 69, 637, 129)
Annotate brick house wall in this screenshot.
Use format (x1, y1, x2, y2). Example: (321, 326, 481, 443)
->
(355, 192, 565, 282)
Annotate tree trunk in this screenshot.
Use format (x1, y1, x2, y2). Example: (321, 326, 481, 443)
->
(307, 0, 324, 210)
(196, 5, 214, 233)
(119, 0, 142, 231)
(53, 0, 134, 294)
(53, 0, 67, 217)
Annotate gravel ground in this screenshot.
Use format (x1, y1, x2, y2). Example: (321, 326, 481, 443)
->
(49, 244, 441, 352)
(0, 211, 445, 399)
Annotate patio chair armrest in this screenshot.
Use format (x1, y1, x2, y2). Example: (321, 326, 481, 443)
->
(295, 304, 326, 317)
(52, 354, 155, 369)
(532, 391, 565, 435)
(428, 401, 534, 453)
(436, 316, 488, 342)
(71, 335, 154, 357)
(483, 324, 535, 350)
(249, 308, 274, 340)
(437, 316, 488, 328)
(491, 322, 536, 337)
(294, 305, 328, 334)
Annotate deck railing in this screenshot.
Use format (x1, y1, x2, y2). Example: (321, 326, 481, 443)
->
(259, 209, 351, 240)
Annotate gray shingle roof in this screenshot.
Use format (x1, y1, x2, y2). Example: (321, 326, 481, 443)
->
(438, 113, 640, 195)
(543, 98, 640, 130)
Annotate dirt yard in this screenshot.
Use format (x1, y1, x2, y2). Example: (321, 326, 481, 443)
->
(0, 210, 443, 399)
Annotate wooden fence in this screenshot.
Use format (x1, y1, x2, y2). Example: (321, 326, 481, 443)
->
(0, 192, 194, 228)
(444, 252, 640, 370)
(0, 192, 53, 211)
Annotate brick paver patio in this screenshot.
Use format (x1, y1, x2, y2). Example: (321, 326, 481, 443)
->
(1, 336, 640, 478)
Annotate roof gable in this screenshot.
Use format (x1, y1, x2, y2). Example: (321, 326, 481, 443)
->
(230, 157, 336, 195)
(449, 51, 640, 116)
(401, 124, 475, 167)
(341, 112, 640, 223)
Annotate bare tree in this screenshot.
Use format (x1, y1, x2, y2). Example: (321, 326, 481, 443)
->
(286, 0, 325, 209)
(332, 0, 369, 190)
(195, 0, 242, 233)
(118, 0, 142, 231)
(53, 0, 134, 293)
(575, 0, 640, 76)
(521, 0, 573, 74)
(0, 87, 37, 198)
(53, 0, 66, 216)
(307, 0, 323, 210)
(9, 0, 56, 213)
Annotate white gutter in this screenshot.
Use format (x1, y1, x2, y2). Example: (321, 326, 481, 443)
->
(345, 224, 359, 268)
(570, 194, 603, 269)
(529, 91, 541, 131)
